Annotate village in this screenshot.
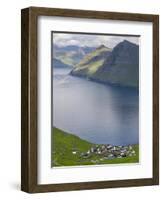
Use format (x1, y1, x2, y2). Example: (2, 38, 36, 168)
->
(72, 144, 136, 162)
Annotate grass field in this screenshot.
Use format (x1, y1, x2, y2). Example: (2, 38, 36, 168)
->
(52, 127, 139, 167)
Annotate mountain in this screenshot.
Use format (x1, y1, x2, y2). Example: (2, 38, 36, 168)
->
(71, 40, 139, 87)
(53, 58, 73, 68)
(70, 45, 112, 77)
(53, 45, 96, 66)
(54, 45, 95, 53)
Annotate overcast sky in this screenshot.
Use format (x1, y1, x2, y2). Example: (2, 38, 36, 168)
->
(53, 33, 139, 48)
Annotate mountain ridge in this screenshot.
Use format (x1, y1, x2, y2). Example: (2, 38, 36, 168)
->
(53, 45, 96, 66)
(71, 40, 139, 87)
(71, 44, 112, 77)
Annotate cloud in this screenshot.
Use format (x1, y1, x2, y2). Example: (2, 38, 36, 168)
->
(53, 33, 139, 48)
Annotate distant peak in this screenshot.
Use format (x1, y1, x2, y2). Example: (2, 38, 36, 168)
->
(123, 40, 132, 44)
(123, 39, 130, 43)
(96, 44, 107, 50)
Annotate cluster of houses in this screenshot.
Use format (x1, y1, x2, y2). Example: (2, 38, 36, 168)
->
(79, 144, 136, 160)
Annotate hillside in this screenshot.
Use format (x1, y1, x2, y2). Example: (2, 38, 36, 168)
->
(53, 58, 73, 68)
(52, 127, 139, 167)
(53, 45, 95, 66)
(70, 45, 111, 77)
(71, 40, 139, 87)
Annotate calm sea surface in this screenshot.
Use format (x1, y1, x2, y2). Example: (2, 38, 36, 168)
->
(53, 68, 139, 145)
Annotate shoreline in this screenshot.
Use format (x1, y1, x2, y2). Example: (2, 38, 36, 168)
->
(52, 127, 139, 167)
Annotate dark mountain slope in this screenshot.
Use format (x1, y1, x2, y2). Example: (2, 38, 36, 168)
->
(53, 58, 73, 68)
(71, 40, 139, 87)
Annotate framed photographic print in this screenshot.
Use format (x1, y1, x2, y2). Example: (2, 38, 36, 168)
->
(21, 7, 159, 193)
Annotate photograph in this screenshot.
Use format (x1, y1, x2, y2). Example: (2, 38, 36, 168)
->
(51, 32, 139, 167)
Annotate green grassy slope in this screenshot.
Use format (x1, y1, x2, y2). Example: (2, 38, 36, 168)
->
(52, 127, 139, 167)
(71, 45, 111, 76)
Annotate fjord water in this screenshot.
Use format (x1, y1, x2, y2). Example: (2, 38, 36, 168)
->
(53, 68, 139, 145)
